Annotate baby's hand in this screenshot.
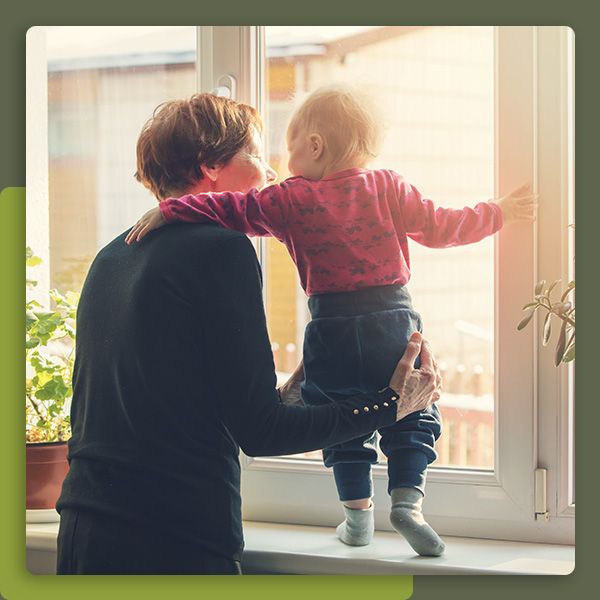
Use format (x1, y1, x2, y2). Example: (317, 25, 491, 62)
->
(496, 183, 538, 224)
(125, 207, 167, 244)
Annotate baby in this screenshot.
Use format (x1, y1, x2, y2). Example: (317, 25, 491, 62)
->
(126, 85, 536, 556)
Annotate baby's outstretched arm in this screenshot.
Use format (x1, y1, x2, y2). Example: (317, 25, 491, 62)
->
(125, 206, 167, 244)
(399, 176, 537, 248)
(126, 185, 289, 244)
(495, 183, 538, 223)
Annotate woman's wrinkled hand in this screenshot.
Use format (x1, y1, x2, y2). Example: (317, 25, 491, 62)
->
(277, 359, 305, 406)
(388, 332, 442, 421)
(125, 206, 167, 245)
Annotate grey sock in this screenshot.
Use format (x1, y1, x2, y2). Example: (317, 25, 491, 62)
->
(390, 487, 445, 556)
(336, 503, 374, 546)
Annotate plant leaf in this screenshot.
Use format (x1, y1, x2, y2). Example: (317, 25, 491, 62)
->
(563, 343, 575, 362)
(554, 319, 567, 366)
(559, 301, 572, 314)
(517, 310, 535, 331)
(552, 301, 572, 315)
(25, 337, 41, 349)
(26, 255, 42, 267)
(547, 279, 561, 297)
(543, 312, 552, 346)
(564, 328, 576, 357)
(535, 280, 546, 295)
(561, 280, 575, 302)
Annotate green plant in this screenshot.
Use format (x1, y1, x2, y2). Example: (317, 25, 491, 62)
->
(517, 277, 575, 366)
(26, 247, 79, 443)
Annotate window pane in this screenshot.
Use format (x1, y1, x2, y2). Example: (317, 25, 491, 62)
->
(46, 26, 197, 293)
(264, 26, 495, 470)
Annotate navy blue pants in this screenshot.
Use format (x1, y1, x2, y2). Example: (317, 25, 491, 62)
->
(301, 284, 442, 501)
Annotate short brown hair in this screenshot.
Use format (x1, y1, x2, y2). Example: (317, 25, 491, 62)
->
(135, 93, 262, 200)
(288, 84, 382, 167)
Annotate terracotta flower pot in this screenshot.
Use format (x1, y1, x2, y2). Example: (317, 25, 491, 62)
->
(26, 441, 69, 510)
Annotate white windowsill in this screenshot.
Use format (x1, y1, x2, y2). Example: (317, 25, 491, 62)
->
(26, 519, 574, 575)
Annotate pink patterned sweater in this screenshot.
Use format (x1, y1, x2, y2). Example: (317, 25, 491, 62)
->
(160, 168, 503, 296)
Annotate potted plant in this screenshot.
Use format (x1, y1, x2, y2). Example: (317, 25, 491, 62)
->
(26, 247, 79, 519)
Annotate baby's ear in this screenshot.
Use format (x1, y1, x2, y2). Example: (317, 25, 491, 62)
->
(309, 134, 324, 160)
(200, 163, 221, 182)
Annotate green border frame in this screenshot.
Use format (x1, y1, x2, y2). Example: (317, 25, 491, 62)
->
(2, 1, 599, 598)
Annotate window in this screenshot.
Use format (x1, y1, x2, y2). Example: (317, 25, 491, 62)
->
(263, 26, 496, 471)
(206, 26, 574, 544)
(30, 26, 197, 294)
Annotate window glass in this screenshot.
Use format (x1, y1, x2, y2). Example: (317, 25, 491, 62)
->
(264, 26, 495, 469)
(46, 26, 197, 293)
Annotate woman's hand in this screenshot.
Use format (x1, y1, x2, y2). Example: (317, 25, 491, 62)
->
(125, 207, 167, 245)
(277, 336, 441, 418)
(277, 360, 305, 406)
(495, 183, 538, 224)
(388, 332, 442, 421)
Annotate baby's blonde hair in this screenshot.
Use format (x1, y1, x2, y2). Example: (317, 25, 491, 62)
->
(288, 84, 383, 167)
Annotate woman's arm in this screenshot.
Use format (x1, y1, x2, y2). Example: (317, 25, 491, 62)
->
(199, 235, 439, 457)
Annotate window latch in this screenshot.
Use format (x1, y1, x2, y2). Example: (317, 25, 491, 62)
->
(211, 75, 237, 100)
(534, 468, 550, 521)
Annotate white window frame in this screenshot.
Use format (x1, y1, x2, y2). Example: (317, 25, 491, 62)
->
(199, 25, 574, 545)
(25, 25, 575, 547)
(535, 26, 575, 520)
(26, 27, 51, 304)
(26, 26, 572, 545)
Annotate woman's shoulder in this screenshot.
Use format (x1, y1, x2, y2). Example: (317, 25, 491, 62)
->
(155, 221, 252, 257)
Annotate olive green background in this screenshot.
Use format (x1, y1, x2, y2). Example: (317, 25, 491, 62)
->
(2, 1, 597, 598)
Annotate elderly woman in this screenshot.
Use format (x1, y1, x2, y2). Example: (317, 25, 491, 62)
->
(55, 93, 441, 575)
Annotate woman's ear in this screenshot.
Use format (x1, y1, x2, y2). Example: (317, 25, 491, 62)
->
(308, 134, 324, 160)
(200, 163, 222, 182)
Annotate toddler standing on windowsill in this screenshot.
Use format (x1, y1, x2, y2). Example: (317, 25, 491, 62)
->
(126, 84, 536, 556)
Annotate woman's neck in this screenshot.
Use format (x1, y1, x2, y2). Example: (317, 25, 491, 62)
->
(181, 180, 215, 195)
(159, 180, 214, 201)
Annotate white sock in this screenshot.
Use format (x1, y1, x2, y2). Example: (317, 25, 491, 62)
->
(336, 503, 374, 546)
(390, 487, 445, 556)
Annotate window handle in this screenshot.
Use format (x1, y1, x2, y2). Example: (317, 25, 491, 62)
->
(211, 75, 237, 99)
